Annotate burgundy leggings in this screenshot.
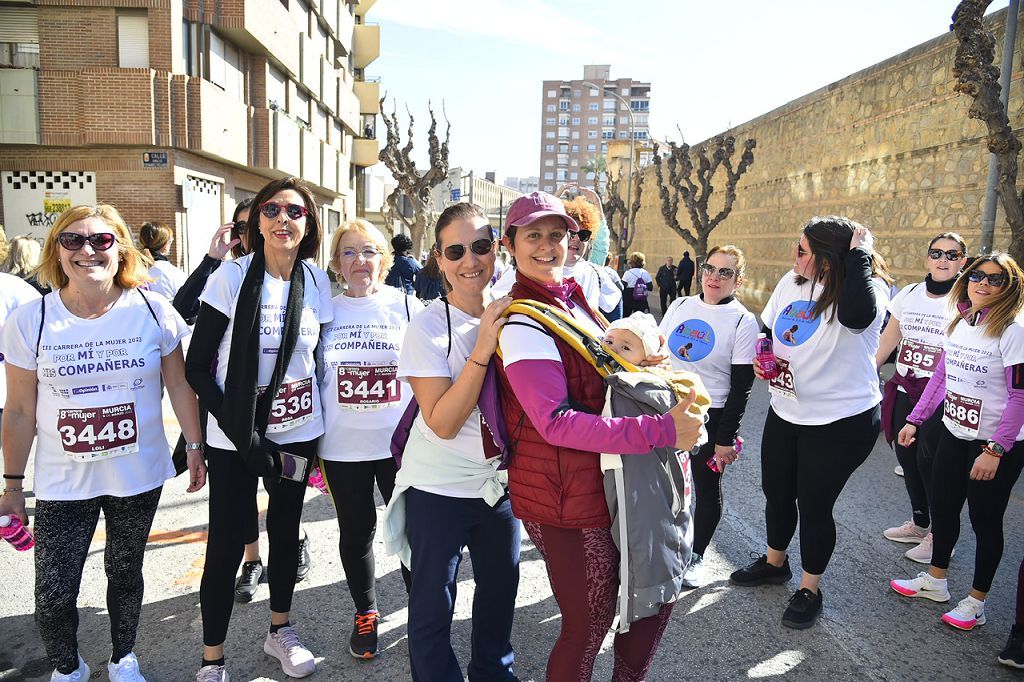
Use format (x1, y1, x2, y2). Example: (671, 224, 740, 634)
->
(523, 521, 674, 682)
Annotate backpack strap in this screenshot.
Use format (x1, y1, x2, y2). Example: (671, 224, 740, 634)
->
(405, 293, 411, 322)
(35, 295, 46, 357)
(136, 287, 160, 324)
(441, 296, 452, 357)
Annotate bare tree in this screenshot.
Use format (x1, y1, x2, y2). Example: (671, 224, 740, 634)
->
(952, 0, 1024, 262)
(650, 136, 756, 263)
(602, 167, 645, 265)
(378, 97, 451, 253)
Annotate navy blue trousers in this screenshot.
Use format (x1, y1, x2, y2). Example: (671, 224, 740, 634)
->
(405, 487, 520, 682)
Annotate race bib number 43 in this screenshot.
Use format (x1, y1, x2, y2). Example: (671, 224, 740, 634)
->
(944, 391, 982, 439)
(896, 339, 942, 378)
(768, 358, 797, 400)
(265, 378, 315, 433)
(57, 402, 139, 462)
(337, 365, 400, 410)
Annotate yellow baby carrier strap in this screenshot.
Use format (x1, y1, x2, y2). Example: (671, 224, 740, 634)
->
(497, 299, 639, 376)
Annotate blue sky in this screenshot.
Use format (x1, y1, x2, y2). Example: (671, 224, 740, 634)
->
(370, 0, 1010, 183)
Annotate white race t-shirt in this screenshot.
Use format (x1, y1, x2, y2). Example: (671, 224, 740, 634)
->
(397, 297, 495, 498)
(567, 260, 622, 314)
(760, 272, 887, 425)
(888, 282, 952, 380)
(490, 266, 515, 297)
(0, 273, 42, 407)
(660, 295, 759, 407)
(199, 254, 333, 448)
(319, 287, 423, 462)
(940, 318, 1024, 442)
(499, 301, 604, 366)
(0, 289, 189, 500)
(146, 259, 188, 301)
(622, 268, 652, 300)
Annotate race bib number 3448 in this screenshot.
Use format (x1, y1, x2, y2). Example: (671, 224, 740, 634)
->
(57, 402, 139, 462)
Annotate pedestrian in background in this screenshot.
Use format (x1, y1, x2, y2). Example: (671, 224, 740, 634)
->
(2, 235, 48, 294)
(656, 256, 677, 313)
(384, 233, 421, 295)
(139, 222, 187, 302)
(414, 251, 446, 301)
(0, 204, 204, 682)
(677, 251, 695, 297)
(622, 251, 653, 316)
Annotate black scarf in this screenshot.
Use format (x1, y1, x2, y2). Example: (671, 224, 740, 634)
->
(221, 248, 305, 457)
(925, 273, 957, 295)
(153, 253, 168, 262)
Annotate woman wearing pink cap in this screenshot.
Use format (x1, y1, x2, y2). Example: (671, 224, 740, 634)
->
(494, 192, 704, 681)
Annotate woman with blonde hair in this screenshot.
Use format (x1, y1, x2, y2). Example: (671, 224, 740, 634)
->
(318, 218, 420, 659)
(139, 222, 187, 301)
(0, 204, 204, 681)
(659, 244, 759, 588)
(892, 252, 1024, 631)
(2, 235, 47, 294)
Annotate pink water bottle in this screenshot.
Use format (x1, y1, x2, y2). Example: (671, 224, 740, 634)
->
(307, 466, 329, 496)
(708, 436, 744, 473)
(755, 333, 779, 380)
(0, 514, 34, 551)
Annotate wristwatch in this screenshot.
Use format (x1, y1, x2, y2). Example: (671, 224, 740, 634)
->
(985, 441, 1006, 456)
(184, 442, 205, 453)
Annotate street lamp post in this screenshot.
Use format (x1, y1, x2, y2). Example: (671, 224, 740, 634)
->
(583, 80, 635, 261)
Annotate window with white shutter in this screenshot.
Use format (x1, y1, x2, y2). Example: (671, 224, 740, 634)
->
(117, 11, 149, 68)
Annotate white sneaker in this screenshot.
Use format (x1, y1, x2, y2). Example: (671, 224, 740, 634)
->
(264, 626, 316, 678)
(108, 652, 145, 681)
(890, 571, 951, 602)
(895, 464, 905, 477)
(51, 655, 90, 681)
(681, 553, 705, 588)
(883, 520, 929, 544)
(196, 665, 230, 682)
(904, 532, 954, 564)
(942, 595, 987, 630)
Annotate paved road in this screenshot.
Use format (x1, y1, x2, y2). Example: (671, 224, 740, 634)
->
(4, 381, 1024, 681)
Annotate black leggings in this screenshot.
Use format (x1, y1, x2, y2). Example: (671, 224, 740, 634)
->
(200, 441, 315, 646)
(890, 390, 942, 528)
(761, 405, 880, 575)
(34, 486, 162, 674)
(929, 424, 1024, 592)
(321, 457, 409, 612)
(691, 407, 724, 556)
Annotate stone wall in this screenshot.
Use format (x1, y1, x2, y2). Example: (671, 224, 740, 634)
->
(629, 7, 1024, 312)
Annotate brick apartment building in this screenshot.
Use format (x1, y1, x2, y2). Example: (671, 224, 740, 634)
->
(538, 64, 650, 195)
(0, 0, 382, 271)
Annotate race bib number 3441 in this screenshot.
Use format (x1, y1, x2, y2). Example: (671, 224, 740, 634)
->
(337, 365, 400, 410)
(57, 402, 139, 462)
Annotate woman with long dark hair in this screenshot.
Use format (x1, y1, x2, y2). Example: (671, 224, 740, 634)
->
(892, 253, 1024, 631)
(187, 177, 332, 681)
(730, 216, 892, 630)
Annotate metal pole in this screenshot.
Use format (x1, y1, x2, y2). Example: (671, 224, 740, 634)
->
(980, 0, 1019, 255)
(583, 81, 635, 259)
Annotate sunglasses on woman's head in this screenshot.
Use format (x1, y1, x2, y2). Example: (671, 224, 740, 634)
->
(967, 270, 1008, 287)
(928, 248, 964, 261)
(57, 232, 117, 251)
(438, 238, 493, 261)
(259, 202, 310, 220)
(701, 263, 736, 280)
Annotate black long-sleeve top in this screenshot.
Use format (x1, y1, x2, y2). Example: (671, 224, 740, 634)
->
(173, 255, 222, 325)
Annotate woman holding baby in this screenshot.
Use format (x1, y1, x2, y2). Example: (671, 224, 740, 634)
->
(493, 191, 704, 681)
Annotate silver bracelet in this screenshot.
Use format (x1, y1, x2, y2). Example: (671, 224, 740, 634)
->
(3, 486, 25, 494)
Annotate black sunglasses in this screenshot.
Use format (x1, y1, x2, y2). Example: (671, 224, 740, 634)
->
(575, 230, 592, 243)
(233, 220, 247, 235)
(259, 202, 310, 220)
(438, 237, 493, 261)
(968, 269, 1008, 287)
(701, 263, 736, 280)
(57, 232, 117, 251)
(928, 248, 964, 261)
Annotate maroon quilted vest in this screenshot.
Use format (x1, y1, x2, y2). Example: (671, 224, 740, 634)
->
(495, 272, 610, 528)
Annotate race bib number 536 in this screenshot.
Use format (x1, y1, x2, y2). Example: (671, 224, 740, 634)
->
(264, 378, 315, 433)
(57, 402, 139, 462)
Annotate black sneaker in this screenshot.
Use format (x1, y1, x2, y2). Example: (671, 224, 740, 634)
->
(295, 531, 311, 584)
(234, 560, 265, 603)
(782, 587, 823, 629)
(729, 553, 792, 586)
(349, 610, 380, 660)
(999, 624, 1024, 669)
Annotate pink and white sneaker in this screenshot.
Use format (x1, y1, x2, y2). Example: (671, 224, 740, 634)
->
(890, 572, 951, 602)
(942, 596, 986, 631)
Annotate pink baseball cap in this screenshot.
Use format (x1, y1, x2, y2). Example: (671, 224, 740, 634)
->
(506, 191, 580, 233)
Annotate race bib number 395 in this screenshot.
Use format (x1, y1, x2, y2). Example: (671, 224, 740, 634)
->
(896, 339, 942, 378)
(57, 402, 139, 462)
(337, 365, 400, 410)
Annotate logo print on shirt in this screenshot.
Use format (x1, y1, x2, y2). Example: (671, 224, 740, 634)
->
(668, 319, 715, 362)
(774, 300, 821, 347)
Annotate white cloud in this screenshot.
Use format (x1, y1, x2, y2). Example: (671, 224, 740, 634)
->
(373, 0, 615, 55)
